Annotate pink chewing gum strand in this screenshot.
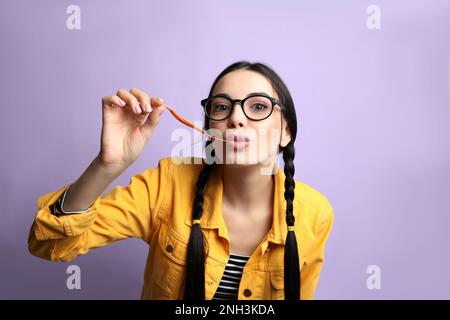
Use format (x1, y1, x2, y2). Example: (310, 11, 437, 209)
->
(161, 104, 231, 142)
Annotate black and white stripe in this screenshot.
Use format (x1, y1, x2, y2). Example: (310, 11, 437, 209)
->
(212, 253, 250, 300)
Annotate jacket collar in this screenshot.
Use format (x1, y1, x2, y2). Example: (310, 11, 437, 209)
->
(184, 162, 288, 246)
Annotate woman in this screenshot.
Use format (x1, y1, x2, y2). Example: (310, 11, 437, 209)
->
(28, 61, 334, 300)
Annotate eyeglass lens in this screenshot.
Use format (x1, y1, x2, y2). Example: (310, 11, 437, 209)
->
(205, 96, 273, 120)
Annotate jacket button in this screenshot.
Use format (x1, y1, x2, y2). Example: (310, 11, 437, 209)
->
(165, 244, 174, 253)
(243, 289, 252, 297)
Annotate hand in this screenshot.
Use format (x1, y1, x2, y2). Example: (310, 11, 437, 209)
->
(97, 87, 166, 168)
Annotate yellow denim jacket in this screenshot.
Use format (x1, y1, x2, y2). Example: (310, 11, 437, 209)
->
(28, 156, 334, 300)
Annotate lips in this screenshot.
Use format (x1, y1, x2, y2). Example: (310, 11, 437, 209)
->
(227, 134, 251, 152)
(231, 135, 250, 142)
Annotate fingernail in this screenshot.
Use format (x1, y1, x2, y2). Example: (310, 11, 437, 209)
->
(135, 104, 142, 113)
(120, 100, 126, 106)
(145, 103, 151, 112)
(157, 97, 164, 102)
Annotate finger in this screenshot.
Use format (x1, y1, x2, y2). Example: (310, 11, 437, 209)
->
(145, 105, 166, 128)
(117, 88, 142, 114)
(102, 96, 126, 110)
(140, 106, 164, 138)
(149, 98, 166, 118)
(149, 97, 166, 109)
(110, 95, 126, 108)
(130, 87, 152, 114)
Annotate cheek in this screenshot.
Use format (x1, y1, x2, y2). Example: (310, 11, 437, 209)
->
(254, 119, 281, 146)
(208, 121, 226, 130)
(255, 126, 281, 154)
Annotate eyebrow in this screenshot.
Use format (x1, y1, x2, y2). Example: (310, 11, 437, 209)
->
(213, 92, 270, 99)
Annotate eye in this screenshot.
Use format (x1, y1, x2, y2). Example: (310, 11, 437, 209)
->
(251, 103, 268, 111)
(213, 104, 230, 111)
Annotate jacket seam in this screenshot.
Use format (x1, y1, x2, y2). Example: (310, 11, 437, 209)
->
(34, 218, 45, 240)
(61, 215, 73, 237)
(152, 158, 174, 239)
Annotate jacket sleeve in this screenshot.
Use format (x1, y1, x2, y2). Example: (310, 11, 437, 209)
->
(28, 157, 172, 262)
(300, 200, 334, 299)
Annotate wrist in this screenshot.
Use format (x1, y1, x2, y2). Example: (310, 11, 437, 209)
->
(93, 155, 129, 177)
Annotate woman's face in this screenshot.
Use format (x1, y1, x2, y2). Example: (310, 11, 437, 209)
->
(208, 69, 291, 169)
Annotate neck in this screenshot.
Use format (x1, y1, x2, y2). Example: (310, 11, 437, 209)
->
(219, 159, 277, 215)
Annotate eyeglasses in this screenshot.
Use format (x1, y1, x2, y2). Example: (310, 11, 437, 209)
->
(200, 93, 284, 121)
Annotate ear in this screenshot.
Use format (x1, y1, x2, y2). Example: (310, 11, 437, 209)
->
(280, 124, 292, 148)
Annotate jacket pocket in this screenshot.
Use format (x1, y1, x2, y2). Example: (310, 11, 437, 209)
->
(152, 223, 188, 299)
(159, 226, 188, 266)
(269, 270, 285, 300)
(269, 258, 306, 300)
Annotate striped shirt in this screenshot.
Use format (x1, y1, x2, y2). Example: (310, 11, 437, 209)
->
(212, 253, 250, 300)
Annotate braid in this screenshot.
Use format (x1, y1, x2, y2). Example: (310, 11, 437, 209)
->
(183, 142, 216, 300)
(282, 142, 301, 300)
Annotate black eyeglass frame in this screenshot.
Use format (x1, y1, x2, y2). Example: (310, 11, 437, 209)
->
(200, 92, 285, 121)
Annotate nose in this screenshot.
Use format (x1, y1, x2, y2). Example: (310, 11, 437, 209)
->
(227, 102, 247, 128)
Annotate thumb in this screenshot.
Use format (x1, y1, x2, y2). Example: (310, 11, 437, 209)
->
(141, 105, 166, 133)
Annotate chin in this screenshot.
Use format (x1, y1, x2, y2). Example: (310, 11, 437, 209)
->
(223, 153, 273, 166)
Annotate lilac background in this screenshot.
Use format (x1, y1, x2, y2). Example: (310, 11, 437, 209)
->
(1, 0, 449, 299)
